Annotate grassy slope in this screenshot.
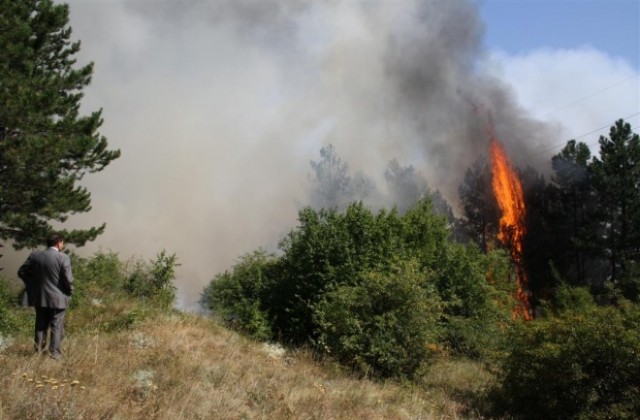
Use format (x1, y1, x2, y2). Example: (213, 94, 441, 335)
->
(0, 299, 493, 420)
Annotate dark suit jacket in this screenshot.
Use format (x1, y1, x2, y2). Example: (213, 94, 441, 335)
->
(18, 248, 74, 309)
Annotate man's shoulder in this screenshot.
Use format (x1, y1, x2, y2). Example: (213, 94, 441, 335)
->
(28, 249, 46, 259)
(56, 251, 71, 263)
(38, 249, 66, 262)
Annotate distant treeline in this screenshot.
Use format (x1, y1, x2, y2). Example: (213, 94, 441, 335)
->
(305, 119, 640, 306)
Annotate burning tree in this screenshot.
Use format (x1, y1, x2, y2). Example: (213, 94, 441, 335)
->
(486, 123, 532, 320)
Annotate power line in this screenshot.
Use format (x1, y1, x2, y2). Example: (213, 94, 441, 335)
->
(520, 74, 640, 160)
(542, 74, 640, 117)
(529, 112, 640, 159)
(584, 125, 640, 150)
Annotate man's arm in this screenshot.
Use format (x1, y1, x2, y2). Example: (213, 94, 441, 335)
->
(60, 254, 74, 296)
(18, 255, 33, 284)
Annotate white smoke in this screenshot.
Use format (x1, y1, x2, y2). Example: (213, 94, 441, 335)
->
(4, 0, 637, 308)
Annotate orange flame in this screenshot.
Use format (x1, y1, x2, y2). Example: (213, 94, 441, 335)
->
(487, 127, 532, 320)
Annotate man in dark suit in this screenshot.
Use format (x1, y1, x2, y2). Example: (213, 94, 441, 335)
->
(18, 233, 74, 359)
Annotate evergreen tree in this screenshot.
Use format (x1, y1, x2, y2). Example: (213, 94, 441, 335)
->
(309, 145, 375, 211)
(0, 0, 120, 248)
(458, 158, 499, 252)
(548, 140, 601, 286)
(591, 120, 640, 282)
(519, 166, 555, 299)
(384, 159, 455, 223)
(384, 159, 429, 213)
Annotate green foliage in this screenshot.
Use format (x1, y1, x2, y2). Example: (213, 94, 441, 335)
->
(203, 199, 515, 379)
(384, 159, 430, 214)
(309, 145, 375, 210)
(436, 245, 516, 358)
(271, 200, 447, 344)
(0, 0, 120, 248)
(591, 120, 640, 282)
(491, 299, 640, 420)
(546, 140, 598, 287)
(615, 261, 640, 303)
(314, 260, 443, 378)
(100, 308, 148, 333)
(80, 251, 125, 290)
(459, 119, 639, 303)
(125, 251, 178, 309)
(0, 276, 19, 334)
(457, 158, 499, 253)
(542, 120, 640, 292)
(71, 250, 125, 308)
(201, 250, 275, 341)
(0, 276, 33, 336)
(551, 283, 596, 315)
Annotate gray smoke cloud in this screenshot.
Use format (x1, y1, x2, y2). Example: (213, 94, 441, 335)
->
(4, 0, 557, 307)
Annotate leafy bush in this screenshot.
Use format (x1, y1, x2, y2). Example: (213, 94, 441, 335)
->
(549, 283, 596, 315)
(491, 298, 640, 419)
(71, 250, 126, 307)
(201, 250, 275, 341)
(202, 199, 518, 379)
(314, 259, 443, 378)
(75, 251, 125, 290)
(270, 200, 450, 344)
(0, 276, 19, 334)
(616, 261, 640, 303)
(436, 246, 516, 358)
(100, 308, 148, 333)
(124, 251, 178, 309)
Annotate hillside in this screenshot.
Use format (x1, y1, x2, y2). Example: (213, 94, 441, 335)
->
(0, 300, 491, 419)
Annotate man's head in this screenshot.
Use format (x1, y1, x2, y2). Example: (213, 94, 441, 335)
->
(46, 233, 65, 250)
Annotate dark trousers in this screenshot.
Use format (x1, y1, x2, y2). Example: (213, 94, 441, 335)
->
(34, 306, 66, 358)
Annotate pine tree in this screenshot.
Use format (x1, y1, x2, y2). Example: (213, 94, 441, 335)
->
(309, 145, 375, 211)
(0, 0, 120, 248)
(591, 120, 640, 282)
(384, 159, 429, 213)
(548, 140, 601, 285)
(518, 166, 556, 299)
(458, 158, 499, 252)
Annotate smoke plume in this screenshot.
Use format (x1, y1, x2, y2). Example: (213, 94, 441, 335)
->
(5, 0, 563, 307)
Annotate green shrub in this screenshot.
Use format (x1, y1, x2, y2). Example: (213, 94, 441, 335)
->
(549, 283, 596, 315)
(0, 276, 19, 334)
(270, 200, 449, 344)
(124, 251, 178, 309)
(616, 261, 640, 303)
(435, 245, 515, 359)
(100, 308, 148, 333)
(314, 259, 443, 378)
(74, 251, 125, 290)
(71, 250, 126, 308)
(201, 250, 275, 341)
(491, 299, 640, 419)
(202, 199, 517, 379)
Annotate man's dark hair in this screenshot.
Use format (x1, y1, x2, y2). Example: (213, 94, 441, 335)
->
(46, 233, 64, 247)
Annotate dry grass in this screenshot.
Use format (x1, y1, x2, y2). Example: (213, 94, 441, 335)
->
(0, 306, 491, 419)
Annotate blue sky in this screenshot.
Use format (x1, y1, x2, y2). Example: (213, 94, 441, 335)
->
(475, 0, 639, 152)
(480, 0, 640, 70)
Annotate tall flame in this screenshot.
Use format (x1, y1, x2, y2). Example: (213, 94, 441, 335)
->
(487, 126, 532, 320)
